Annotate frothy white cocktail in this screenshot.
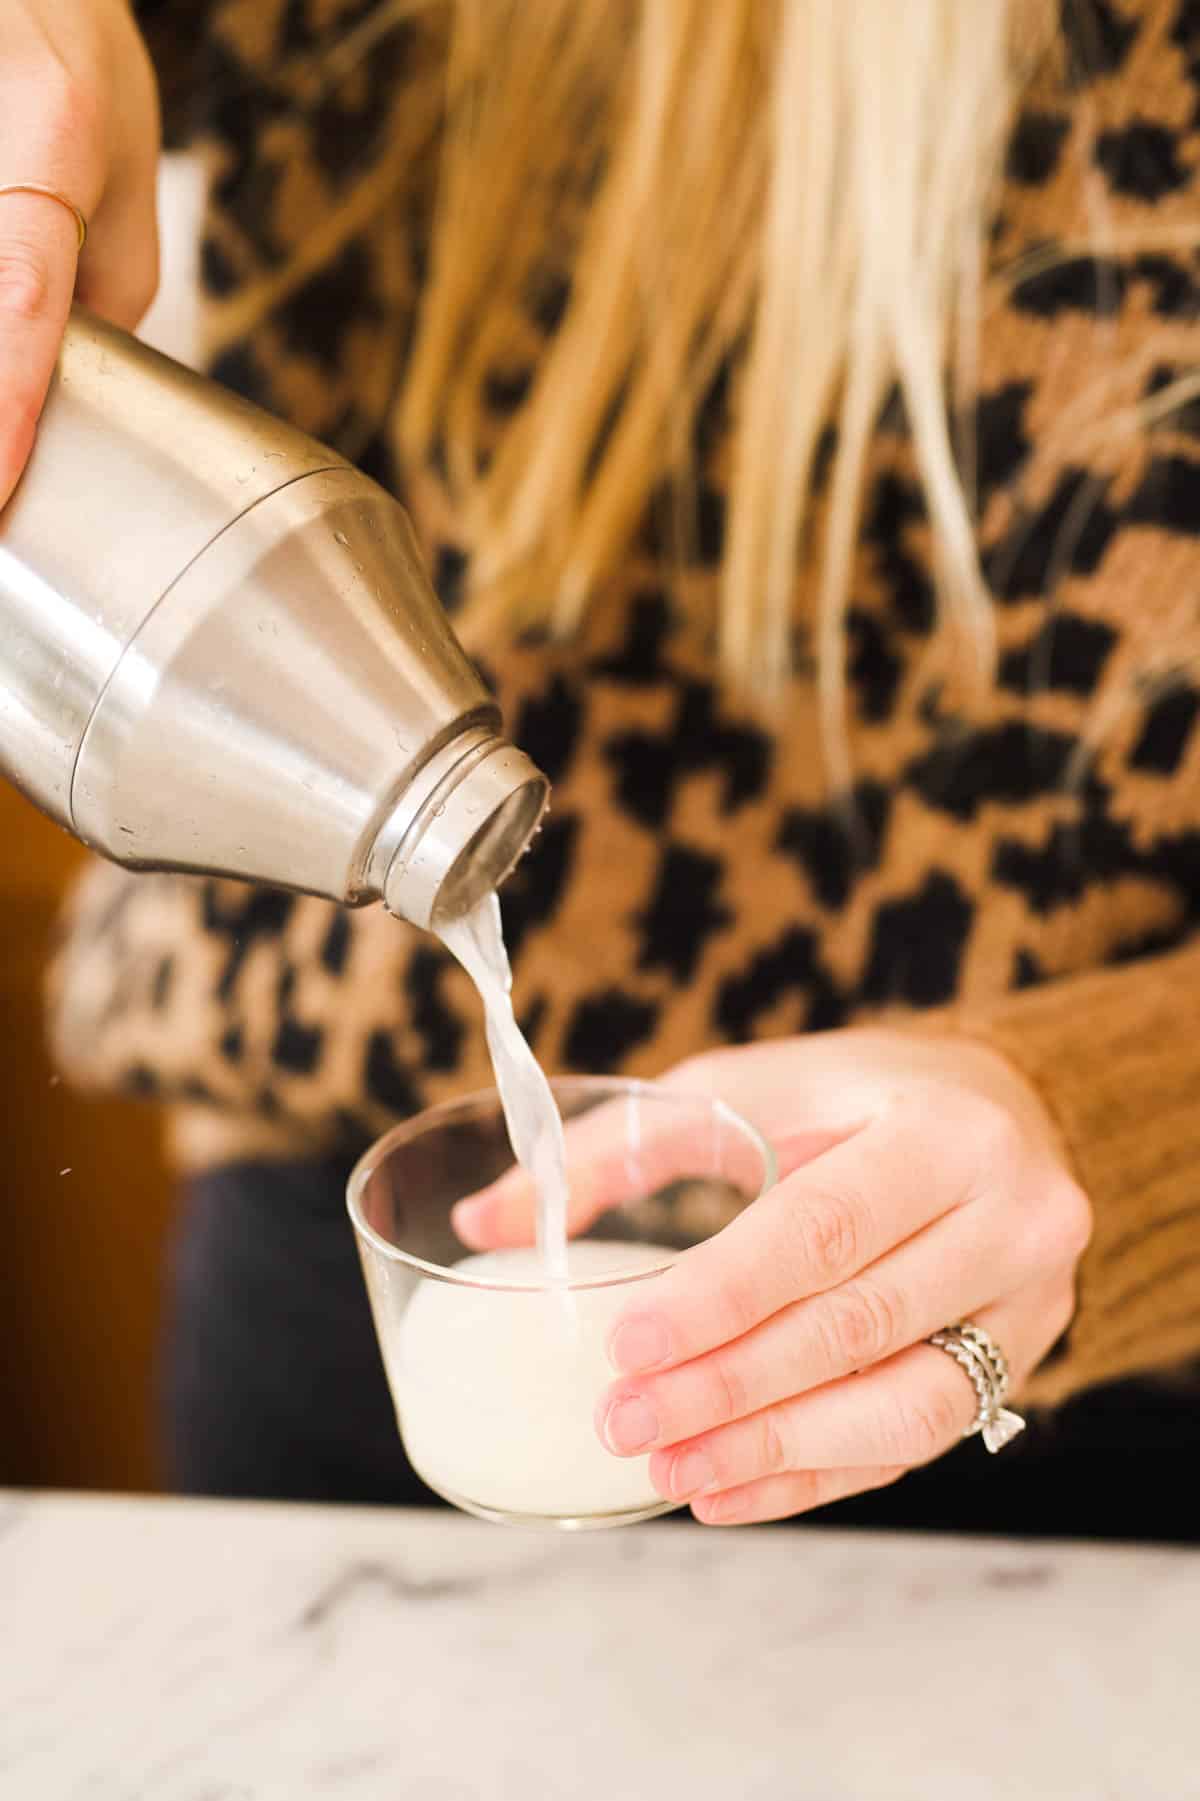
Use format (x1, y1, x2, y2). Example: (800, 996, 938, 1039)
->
(389, 1240, 675, 1523)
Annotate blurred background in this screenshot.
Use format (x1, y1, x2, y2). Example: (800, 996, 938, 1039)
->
(0, 156, 206, 1495)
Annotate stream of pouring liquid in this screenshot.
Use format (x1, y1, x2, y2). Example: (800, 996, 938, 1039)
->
(436, 893, 570, 1285)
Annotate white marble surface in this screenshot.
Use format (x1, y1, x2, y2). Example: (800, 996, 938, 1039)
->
(0, 1492, 1195, 1801)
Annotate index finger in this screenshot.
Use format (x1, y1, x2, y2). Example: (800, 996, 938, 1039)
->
(0, 188, 83, 507)
(604, 1115, 955, 1377)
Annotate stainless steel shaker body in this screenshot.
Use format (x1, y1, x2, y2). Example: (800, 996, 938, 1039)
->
(0, 311, 547, 928)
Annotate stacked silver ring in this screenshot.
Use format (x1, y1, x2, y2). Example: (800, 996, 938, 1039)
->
(927, 1322, 1026, 1454)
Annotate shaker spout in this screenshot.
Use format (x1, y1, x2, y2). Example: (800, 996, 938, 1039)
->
(371, 727, 549, 929)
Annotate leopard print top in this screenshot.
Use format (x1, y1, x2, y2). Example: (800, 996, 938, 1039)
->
(52, 0, 1200, 1405)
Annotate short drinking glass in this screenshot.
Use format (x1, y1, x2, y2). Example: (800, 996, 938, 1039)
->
(347, 1077, 776, 1530)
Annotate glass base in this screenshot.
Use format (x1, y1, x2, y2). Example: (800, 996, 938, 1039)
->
(423, 1476, 682, 1531)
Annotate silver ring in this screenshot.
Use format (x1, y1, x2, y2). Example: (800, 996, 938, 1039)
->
(957, 1321, 1011, 1405)
(928, 1323, 1026, 1454)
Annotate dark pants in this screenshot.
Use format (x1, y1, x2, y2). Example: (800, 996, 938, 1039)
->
(165, 1155, 1200, 1542)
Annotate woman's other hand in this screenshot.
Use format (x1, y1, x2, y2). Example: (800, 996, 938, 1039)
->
(454, 1027, 1092, 1524)
(0, 0, 160, 506)
(594, 1031, 1092, 1523)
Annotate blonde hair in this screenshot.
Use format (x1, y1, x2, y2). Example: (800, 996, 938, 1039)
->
(217, 1, 1052, 773)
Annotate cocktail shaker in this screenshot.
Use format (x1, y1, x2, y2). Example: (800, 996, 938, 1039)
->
(0, 310, 548, 928)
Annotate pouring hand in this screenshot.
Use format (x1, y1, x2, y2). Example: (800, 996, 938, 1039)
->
(0, 0, 160, 508)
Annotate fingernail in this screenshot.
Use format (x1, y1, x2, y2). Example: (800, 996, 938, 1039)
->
(603, 1395, 660, 1455)
(608, 1316, 670, 1375)
(670, 1448, 716, 1498)
(694, 1491, 741, 1525)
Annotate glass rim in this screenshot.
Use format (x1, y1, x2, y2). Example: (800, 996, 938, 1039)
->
(345, 1074, 777, 1293)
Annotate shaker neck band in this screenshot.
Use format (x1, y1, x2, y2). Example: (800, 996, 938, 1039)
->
(376, 727, 549, 929)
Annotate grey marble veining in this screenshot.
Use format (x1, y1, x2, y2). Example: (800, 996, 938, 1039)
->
(0, 1491, 1195, 1801)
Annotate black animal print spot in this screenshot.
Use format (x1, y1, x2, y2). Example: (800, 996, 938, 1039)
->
(320, 911, 352, 978)
(151, 957, 174, 1012)
(1109, 920, 1196, 964)
(564, 989, 659, 1071)
(277, 240, 381, 375)
(499, 814, 579, 963)
(179, 1077, 216, 1105)
(976, 382, 1034, 507)
(776, 782, 892, 910)
(210, 124, 289, 262)
(983, 468, 1118, 599)
(715, 928, 845, 1041)
(1131, 254, 1200, 318)
(270, 957, 323, 1074)
(356, 432, 399, 494)
(692, 355, 734, 461)
(272, 1015, 324, 1075)
(604, 683, 771, 829)
(992, 806, 1130, 915)
(907, 722, 1077, 820)
(484, 364, 534, 415)
(813, 423, 838, 492)
(200, 235, 238, 298)
(1012, 948, 1047, 989)
(694, 485, 727, 565)
(846, 610, 904, 722)
(1061, 0, 1140, 85)
(406, 949, 464, 1073)
(525, 265, 571, 333)
(998, 613, 1118, 696)
(124, 1064, 160, 1099)
(1006, 111, 1072, 185)
(1094, 120, 1190, 202)
(864, 473, 936, 633)
(516, 993, 548, 1049)
(876, 384, 909, 437)
(219, 1023, 245, 1065)
(1125, 455, 1200, 536)
(1173, 0, 1200, 48)
(591, 590, 676, 687)
(433, 544, 468, 609)
(1011, 254, 1126, 319)
(1146, 826, 1200, 906)
(1130, 685, 1200, 774)
(365, 1030, 421, 1116)
(634, 845, 733, 985)
(515, 674, 585, 784)
(209, 340, 277, 411)
(201, 884, 295, 1004)
(857, 870, 974, 1007)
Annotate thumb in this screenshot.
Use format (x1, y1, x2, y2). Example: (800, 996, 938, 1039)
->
(450, 1087, 849, 1252)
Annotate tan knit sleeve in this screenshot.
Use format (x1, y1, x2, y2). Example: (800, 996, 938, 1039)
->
(949, 938, 1200, 1407)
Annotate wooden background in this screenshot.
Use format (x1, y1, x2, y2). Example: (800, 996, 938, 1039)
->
(0, 783, 171, 1491)
(0, 158, 204, 1493)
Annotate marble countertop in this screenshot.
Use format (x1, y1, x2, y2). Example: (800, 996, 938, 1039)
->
(0, 1491, 1194, 1801)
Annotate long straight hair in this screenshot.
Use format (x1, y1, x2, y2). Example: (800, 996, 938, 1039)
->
(213, 1, 1053, 772)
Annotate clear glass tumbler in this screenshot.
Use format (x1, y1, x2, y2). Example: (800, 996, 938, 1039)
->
(347, 1076, 776, 1530)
